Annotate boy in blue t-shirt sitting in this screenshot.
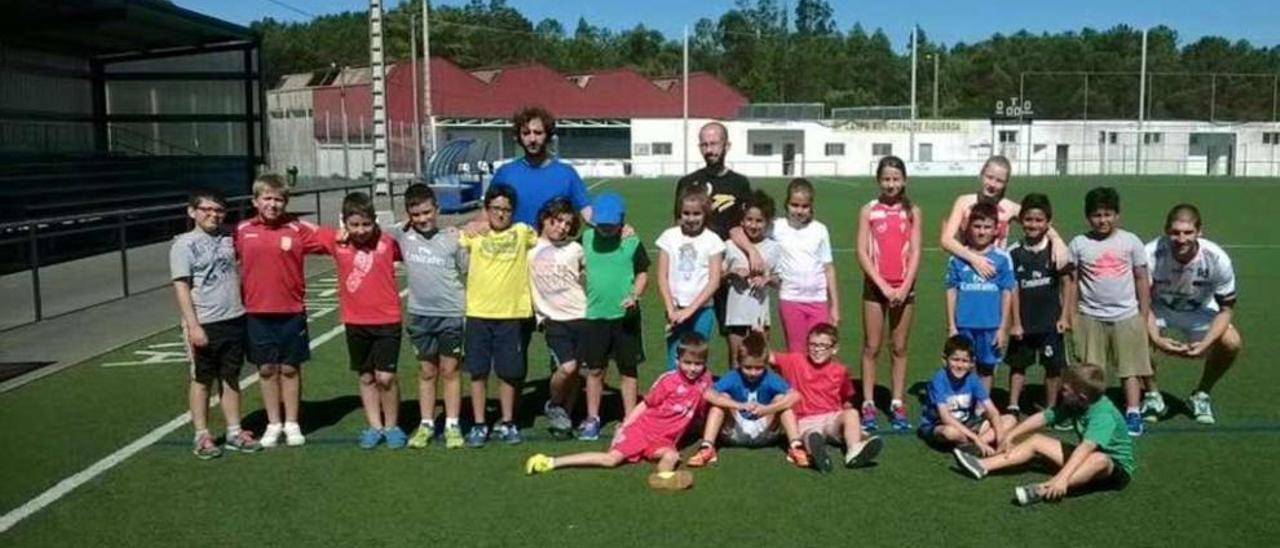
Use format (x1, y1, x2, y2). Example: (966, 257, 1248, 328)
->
(945, 202, 1016, 392)
(687, 332, 807, 468)
(919, 335, 1015, 453)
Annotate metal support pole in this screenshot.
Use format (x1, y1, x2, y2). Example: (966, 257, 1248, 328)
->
(29, 225, 42, 321)
(119, 215, 130, 297)
(340, 68, 350, 179)
(932, 53, 939, 118)
(681, 25, 689, 174)
(1210, 73, 1217, 122)
(1137, 29, 1147, 175)
(909, 25, 917, 162)
(1272, 75, 1277, 122)
(410, 15, 423, 178)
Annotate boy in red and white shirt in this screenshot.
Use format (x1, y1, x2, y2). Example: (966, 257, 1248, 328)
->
(315, 192, 407, 449)
(235, 174, 325, 448)
(524, 332, 713, 491)
(772, 323, 883, 472)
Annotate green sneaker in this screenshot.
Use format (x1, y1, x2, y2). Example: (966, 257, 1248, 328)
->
(408, 425, 434, 449)
(443, 424, 464, 449)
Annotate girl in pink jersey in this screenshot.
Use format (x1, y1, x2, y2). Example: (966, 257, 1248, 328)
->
(857, 156, 922, 432)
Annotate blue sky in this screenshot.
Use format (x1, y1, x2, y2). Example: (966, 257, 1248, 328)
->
(178, 0, 1280, 50)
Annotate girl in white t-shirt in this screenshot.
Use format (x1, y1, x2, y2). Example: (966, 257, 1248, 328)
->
(529, 198, 588, 437)
(772, 178, 839, 353)
(656, 189, 725, 369)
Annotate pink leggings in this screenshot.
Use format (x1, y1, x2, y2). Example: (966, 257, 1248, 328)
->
(778, 300, 830, 353)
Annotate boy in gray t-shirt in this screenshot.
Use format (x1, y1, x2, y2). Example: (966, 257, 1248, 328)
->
(395, 184, 469, 449)
(1066, 187, 1153, 437)
(170, 190, 260, 459)
(722, 191, 781, 368)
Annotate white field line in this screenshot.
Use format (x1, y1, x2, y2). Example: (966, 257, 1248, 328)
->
(586, 179, 610, 191)
(0, 288, 406, 533)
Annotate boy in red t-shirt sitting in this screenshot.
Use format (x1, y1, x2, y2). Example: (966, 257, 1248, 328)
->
(316, 193, 407, 449)
(773, 323, 884, 472)
(524, 332, 713, 491)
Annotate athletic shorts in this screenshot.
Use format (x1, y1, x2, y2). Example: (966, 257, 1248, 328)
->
(610, 422, 674, 463)
(346, 323, 402, 373)
(1061, 441, 1131, 491)
(1006, 332, 1067, 372)
(581, 315, 645, 375)
(543, 319, 587, 370)
(1072, 314, 1153, 379)
(1153, 307, 1215, 343)
(861, 278, 916, 305)
(918, 413, 986, 440)
(187, 316, 246, 385)
(463, 317, 528, 381)
(798, 410, 845, 442)
(957, 327, 1002, 373)
(406, 314, 464, 359)
(719, 411, 780, 448)
(246, 312, 310, 366)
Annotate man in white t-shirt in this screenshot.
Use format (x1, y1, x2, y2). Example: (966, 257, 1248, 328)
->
(1144, 204, 1242, 425)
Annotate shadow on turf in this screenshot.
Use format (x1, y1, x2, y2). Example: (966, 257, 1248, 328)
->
(379, 376, 629, 433)
(241, 396, 363, 435)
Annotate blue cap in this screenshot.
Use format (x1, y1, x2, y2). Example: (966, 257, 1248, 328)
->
(592, 191, 625, 225)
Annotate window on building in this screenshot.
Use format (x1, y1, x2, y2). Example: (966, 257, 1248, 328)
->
(1144, 132, 1163, 145)
(824, 143, 845, 156)
(751, 143, 773, 156)
(1264, 132, 1280, 145)
(632, 143, 651, 156)
(651, 142, 673, 155)
(871, 143, 892, 156)
(999, 130, 1018, 143)
(919, 143, 933, 162)
(1109, 132, 1118, 144)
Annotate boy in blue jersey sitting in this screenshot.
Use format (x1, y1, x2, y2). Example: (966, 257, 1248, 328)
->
(945, 202, 1016, 392)
(686, 332, 808, 467)
(919, 335, 1014, 453)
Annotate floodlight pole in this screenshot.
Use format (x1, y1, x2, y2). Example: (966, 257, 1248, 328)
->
(682, 24, 689, 174)
(369, 0, 389, 190)
(422, 0, 436, 158)
(410, 14, 423, 178)
(909, 24, 917, 162)
(931, 53, 939, 118)
(1137, 28, 1147, 175)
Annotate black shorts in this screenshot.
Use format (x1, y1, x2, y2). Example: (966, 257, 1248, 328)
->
(1061, 441, 1131, 491)
(1007, 332, 1067, 372)
(346, 323, 403, 373)
(406, 314, 464, 359)
(581, 315, 645, 376)
(861, 278, 916, 305)
(246, 313, 310, 366)
(189, 316, 246, 385)
(464, 317, 528, 381)
(543, 319, 586, 370)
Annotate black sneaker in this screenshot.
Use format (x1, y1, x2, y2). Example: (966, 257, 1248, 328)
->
(1014, 484, 1044, 506)
(806, 432, 832, 473)
(953, 448, 988, 480)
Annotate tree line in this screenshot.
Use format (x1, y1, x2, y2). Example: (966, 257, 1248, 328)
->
(251, 0, 1280, 121)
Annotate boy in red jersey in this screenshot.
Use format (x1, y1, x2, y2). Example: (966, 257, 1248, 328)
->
(316, 193, 407, 449)
(524, 332, 713, 491)
(773, 323, 883, 472)
(234, 174, 325, 448)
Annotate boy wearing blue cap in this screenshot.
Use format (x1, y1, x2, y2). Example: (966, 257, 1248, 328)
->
(578, 191, 650, 440)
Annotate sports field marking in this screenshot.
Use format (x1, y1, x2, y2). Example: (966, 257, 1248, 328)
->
(0, 283, 398, 534)
(586, 178, 610, 191)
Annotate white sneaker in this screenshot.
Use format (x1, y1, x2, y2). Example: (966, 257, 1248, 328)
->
(1141, 391, 1167, 423)
(261, 423, 284, 448)
(283, 422, 306, 447)
(1190, 392, 1216, 425)
(844, 436, 884, 468)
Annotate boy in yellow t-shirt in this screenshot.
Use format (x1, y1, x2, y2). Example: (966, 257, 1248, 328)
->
(460, 185, 538, 447)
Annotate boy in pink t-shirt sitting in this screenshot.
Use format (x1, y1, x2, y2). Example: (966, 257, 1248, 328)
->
(524, 332, 713, 490)
(773, 323, 884, 472)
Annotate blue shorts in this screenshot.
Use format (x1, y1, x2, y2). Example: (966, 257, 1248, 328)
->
(958, 327, 1001, 373)
(464, 317, 530, 381)
(246, 313, 310, 366)
(666, 306, 715, 370)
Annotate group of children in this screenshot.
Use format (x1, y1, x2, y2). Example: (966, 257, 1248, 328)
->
(174, 154, 1202, 504)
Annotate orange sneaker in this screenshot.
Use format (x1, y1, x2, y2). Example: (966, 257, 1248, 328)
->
(786, 446, 811, 468)
(687, 444, 718, 467)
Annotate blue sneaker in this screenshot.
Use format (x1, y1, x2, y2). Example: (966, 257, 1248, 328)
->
(465, 425, 489, 448)
(495, 422, 523, 445)
(890, 402, 911, 432)
(576, 416, 602, 441)
(860, 404, 878, 432)
(383, 426, 408, 449)
(1125, 411, 1144, 437)
(358, 427, 383, 449)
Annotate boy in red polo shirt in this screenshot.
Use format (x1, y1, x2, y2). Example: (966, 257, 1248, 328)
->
(235, 174, 325, 448)
(316, 193, 407, 449)
(772, 323, 884, 472)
